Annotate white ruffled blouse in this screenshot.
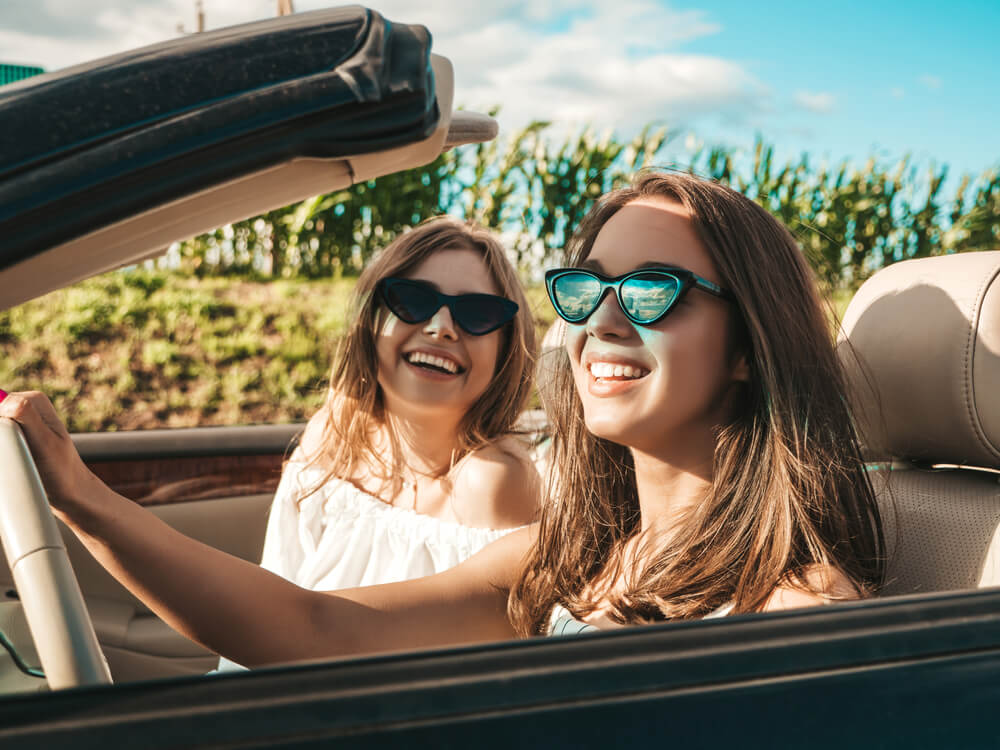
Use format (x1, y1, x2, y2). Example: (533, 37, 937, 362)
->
(216, 459, 516, 673)
(259, 458, 518, 591)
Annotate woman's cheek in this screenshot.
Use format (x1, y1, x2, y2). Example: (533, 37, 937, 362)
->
(467, 335, 500, 397)
(563, 324, 587, 371)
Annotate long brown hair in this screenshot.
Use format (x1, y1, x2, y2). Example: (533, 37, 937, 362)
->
(509, 172, 884, 634)
(301, 216, 536, 499)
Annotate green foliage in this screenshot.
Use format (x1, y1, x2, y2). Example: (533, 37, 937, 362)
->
(948, 170, 1000, 253)
(6, 122, 996, 430)
(0, 268, 558, 431)
(172, 120, 669, 277)
(177, 153, 455, 278)
(687, 138, 998, 291)
(525, 124, 668, 265)
(171, 124, 998, 294)
(0, 271, 359, 431)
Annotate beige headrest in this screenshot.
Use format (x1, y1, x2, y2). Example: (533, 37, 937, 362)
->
(838, 251, 1000, 468)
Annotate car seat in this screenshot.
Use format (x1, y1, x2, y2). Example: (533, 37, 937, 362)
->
(838, 251, 1000, 595)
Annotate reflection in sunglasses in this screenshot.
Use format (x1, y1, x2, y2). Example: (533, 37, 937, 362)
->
(554, 275, 680, 321)
(623, 281, 677, 319)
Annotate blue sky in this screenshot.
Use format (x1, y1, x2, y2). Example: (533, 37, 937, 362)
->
(3, 0, 998, 185)
(671, 0, 1000, 180)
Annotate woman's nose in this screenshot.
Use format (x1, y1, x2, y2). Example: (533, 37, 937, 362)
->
(423, 305, 459, 340)
(585, 291, 633, 339)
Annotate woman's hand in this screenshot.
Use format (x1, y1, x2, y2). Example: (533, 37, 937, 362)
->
(0, 390, 99, 516)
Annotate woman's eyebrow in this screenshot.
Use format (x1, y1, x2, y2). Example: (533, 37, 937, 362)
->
(635, 260, 681, 270)
(407, 277, 498, 296)
(406, 277, 442, 292)
(578, 258, 605, 272)
(578, 259, 680, 272)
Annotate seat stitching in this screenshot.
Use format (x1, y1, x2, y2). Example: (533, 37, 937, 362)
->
(963, 261, 1000, 462)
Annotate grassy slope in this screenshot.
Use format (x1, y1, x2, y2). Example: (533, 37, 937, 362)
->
(0, 271, 559, 432)
(1, 270, 850, 433)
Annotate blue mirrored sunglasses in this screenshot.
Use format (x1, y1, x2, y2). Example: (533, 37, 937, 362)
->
(545, 266, 733, 326)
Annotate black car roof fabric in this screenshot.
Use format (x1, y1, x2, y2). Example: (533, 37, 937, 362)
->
(0, 6, 439, 269)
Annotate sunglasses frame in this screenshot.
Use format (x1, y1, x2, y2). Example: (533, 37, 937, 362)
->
(545, 266, 734, 326)
(376, 277, 519, 336)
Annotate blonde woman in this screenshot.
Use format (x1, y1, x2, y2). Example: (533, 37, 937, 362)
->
(206, 217, 539, 670)
(258, 217, 539, 596)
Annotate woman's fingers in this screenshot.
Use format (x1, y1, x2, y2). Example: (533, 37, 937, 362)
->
(0, 390, 68, 446)
(0, 390, 91, 511)
(20, 391, 70, 440)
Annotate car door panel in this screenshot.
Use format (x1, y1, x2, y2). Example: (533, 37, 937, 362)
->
(1, 590, 999, 747)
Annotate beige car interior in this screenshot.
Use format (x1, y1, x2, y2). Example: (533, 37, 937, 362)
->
(839, 250, 1000, 594)
(0, 53, 499, 692)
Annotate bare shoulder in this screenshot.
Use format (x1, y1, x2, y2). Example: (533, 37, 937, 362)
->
(295, 407, 331, 464)
(451, 436, 542, 530)
(763, 564, 861, 612)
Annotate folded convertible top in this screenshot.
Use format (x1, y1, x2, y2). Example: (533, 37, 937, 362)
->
(0, 6, 440, 269)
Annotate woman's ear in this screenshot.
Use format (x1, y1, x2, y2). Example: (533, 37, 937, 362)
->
(730, 352, 750, 383)
(727, 314, 752, 383)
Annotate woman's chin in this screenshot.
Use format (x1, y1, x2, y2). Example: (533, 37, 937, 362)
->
(583, 416, 633, 446)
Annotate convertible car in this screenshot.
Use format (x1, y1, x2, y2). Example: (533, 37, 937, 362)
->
(0, 7, 998, 748)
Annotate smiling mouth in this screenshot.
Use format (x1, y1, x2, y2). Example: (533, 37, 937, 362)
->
(588, 362, 649, 380)
(405, 351, 465, 375)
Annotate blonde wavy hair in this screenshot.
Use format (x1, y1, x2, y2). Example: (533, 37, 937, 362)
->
(300, 216, 536, 500)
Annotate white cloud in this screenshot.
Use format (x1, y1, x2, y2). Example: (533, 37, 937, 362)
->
(0, 28, 113, 69)
(3, 0, 770, 137)
(401, 0, 768, 135)
(793, 90, 835, 114)
(919, 74, 942, 90)
(890, 87, 905, 99)
(0, 0, 275, 68)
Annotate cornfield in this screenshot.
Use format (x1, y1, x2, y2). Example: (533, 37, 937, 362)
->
(173, 125, 999, 293)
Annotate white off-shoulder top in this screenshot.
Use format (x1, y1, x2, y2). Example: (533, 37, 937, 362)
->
(214, 458, 518, 673)
(259, 458, 517, 590)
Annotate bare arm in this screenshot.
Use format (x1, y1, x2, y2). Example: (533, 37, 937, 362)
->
(763, 565, 861, 612)
(0, 391, 533, 667)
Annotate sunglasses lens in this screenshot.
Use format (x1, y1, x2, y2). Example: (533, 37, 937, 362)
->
(620, 272, 680, 323)
(382, 279, 515, 335)
(452, 295, 517, 335)
(382, 280, 438, 324)
(551, 273, 602, 321)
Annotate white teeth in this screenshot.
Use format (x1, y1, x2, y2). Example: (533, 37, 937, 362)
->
(407, 351, 459, 374)
(588, 362, 647, 379)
